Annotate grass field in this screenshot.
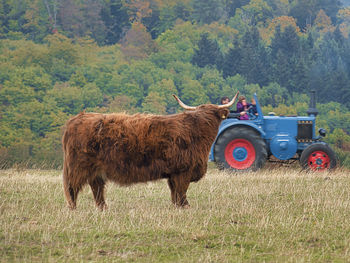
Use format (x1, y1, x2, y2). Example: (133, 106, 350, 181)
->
(1, 165, 350, 262)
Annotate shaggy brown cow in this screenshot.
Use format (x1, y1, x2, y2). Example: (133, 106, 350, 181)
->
(62, 92, 238, 210)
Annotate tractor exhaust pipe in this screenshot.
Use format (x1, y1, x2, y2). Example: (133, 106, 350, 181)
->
(307, 90, 318, 117)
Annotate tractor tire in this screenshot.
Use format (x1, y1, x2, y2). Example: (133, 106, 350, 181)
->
(214, 127, 267, 171)
(299, 143, 337, 171)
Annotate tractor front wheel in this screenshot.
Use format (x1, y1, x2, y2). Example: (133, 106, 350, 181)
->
(299, 143, 337, 171)
(214, 127, 267, 171)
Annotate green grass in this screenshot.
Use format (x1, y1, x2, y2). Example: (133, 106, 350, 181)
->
(1, 166, 350, 262)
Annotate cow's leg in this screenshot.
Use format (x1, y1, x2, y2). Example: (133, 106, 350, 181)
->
(167, 175, 191, 208)
(89, 176, 107, 210)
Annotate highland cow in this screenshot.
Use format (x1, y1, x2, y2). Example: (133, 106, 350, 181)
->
(62, 93, 238, 210)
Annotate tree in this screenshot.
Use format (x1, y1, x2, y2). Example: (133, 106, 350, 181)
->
(141, 91, 167, 114)
(238, 27, 270, 86)
(142, 1, 192, 39)
(47, 82, 85, 114)
(43, 0, 59, 33)
(265, 0, 290, 16)
(82, 0, 106, 44)
(69, 71, 87, 88)
(45, 33, 80, 81)
(0, 78, 35, 106)
(327, 128, 350, 149)
(289, 0, 342, 29)
(121, 22, 157, 60)
(107, 95, 138, 113)
(269, 25, 306, 92)
(291, 56, 309, 93)
(288, 0, 317, 29)
(227, 7, 251, 37)
(192, 33, 223, 69)
(141, 1, 161, 39)
(313, 9, 334, 32)
(257, 82, 289, 107)
(260, 16, 300, 45)
(0, 0, 27, 39)
(223, 40, 242, 78)
(82, 83, 103, 109)
(125, 0, 152, 23)
(240, 0, 273, 26)
(57, 0, 105, 43)
(337, 7, 350, 38)
(23, 0, 51, 42)
(225, 0, 250, 18)
(179, 77, 208, 106)
(222, 74, 247, 96)
(271, 25, 300, 59)
(56, 0, 80, 35)
(272, 50, 291, 89)
(147, 79, 178, 113)
(199, 68, 225, 103)
(173, 0, 192, 21)
(316, 0, 343, 24)
(100, 0, 130, 45)
(191, 0, 225, 25)
(46, 33, 80, 65)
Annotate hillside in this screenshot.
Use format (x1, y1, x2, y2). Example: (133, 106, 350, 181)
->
(1, 0, 350, 168)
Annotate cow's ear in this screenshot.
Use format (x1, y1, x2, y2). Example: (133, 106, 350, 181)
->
(217, 108, 229, 120)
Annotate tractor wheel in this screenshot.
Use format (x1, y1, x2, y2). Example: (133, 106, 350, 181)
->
(214, 127, 267, 171)
(299, 143, 337, 171)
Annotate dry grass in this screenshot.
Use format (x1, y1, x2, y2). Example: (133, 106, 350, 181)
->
(1, 166, 350, 262)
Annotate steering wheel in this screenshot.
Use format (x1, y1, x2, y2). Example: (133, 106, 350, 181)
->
(247, 107, 257, 120)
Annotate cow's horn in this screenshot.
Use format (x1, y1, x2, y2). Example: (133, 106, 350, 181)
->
(173, 95, 197, 110)
(218, 91, 239, 109)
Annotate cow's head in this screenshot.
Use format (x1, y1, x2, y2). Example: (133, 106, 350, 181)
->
(173, 92, 239, 120)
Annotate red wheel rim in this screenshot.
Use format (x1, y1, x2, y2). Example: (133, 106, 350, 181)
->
(307, 151, 330, 171)
(224, 139, 256, 169)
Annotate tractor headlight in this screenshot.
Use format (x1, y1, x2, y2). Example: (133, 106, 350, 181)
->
(319, 128, 326, 137)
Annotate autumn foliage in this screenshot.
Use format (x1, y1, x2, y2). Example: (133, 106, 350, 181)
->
(1, 0, 350, 168)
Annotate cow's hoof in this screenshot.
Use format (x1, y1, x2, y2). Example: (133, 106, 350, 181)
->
(175, 203, 190, 209)
(97, 203, 108, 211)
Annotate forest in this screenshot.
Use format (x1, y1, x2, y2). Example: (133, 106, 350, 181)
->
(1, 0, 350, 168)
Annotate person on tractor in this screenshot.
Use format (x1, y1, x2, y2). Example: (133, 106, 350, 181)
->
(220, 96, 230, 105)
(221, 96, 241, 119)
(236, 96, 250, 120)
(246, 97, 259, 119)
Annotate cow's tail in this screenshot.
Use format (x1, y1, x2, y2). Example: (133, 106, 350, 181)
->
(63, 159, 77, 210)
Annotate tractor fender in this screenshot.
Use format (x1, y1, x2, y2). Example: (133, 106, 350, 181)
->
(209, 121, 265, 161)
(217, 121, 266, 138)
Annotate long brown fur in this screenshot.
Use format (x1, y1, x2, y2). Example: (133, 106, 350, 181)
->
(62, 104, 229, 210)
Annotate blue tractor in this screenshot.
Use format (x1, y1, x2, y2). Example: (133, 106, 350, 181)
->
(209, 91, 337, 171)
